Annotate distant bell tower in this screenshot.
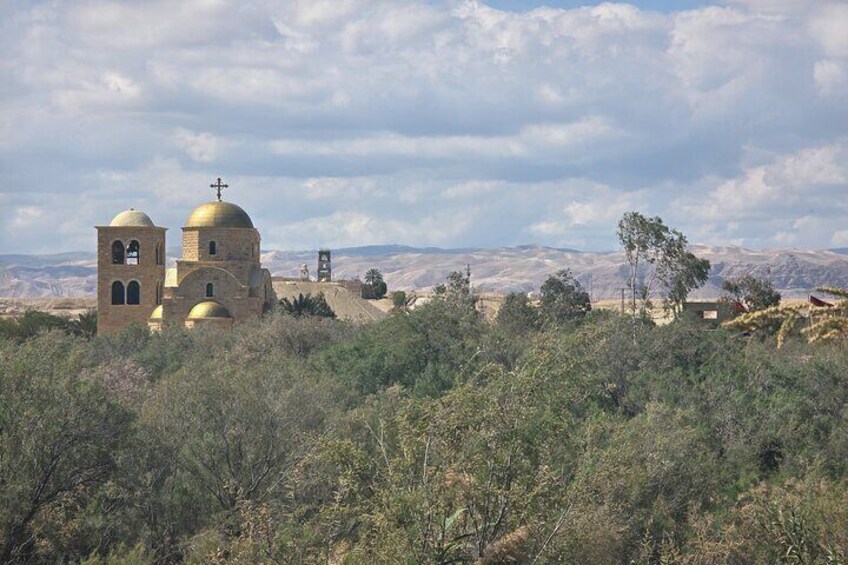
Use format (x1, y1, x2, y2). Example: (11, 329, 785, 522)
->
(317, 249, 331, 282)
(96, 209, 166, 335)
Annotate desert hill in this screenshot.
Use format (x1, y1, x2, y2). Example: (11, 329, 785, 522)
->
(2, 245, 848, 300)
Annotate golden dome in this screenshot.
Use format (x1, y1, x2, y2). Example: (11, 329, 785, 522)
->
(184, 201, 254, 229)
(187, 301, 231, 319)
(110, 208, 155, 227)
(149, 305, 163, 319)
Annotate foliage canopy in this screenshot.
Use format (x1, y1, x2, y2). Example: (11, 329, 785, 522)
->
(278, 292, 336, 319)
(722, 273, 782, 311)
(2, 286, 847, 563)
(617, 211, 710, 318)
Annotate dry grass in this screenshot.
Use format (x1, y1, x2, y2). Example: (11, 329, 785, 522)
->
(0, 297, 95, 320)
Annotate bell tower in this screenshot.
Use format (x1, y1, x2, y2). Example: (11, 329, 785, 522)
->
(317, 249, 331, 282)
(96, 209, 166, 335)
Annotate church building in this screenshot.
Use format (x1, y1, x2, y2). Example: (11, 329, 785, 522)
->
(96, 179, 277, 334)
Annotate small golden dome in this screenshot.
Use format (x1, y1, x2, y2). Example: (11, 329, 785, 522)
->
(110, 208, 155, 227)
(187, 300, 231, 319)
(149, 305, 163, 319)
(184, 201, 254, 229)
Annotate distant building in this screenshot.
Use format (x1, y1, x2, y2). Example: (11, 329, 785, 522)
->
(96, 179, 277, 334)
(682, 300, 745, 325)
(317, 249, 331, 282)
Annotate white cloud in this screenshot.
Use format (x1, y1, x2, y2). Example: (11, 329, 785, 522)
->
(268, 208, 478, 249)
(527, 183, 645, 238)
(440, 180, 501, 200)
(269, 117, 619, 160)
(808, 3, 848, 57)
(814, 59, 847, 97)
(678, 142, 848, 220)
(1, 0, 847, 253)
(832, 230, 848, 248)
(674, 142, 848, 247)
(10, 206, 45, 229)
(172, 129, 233, 163)
(301, 177, 381, 201)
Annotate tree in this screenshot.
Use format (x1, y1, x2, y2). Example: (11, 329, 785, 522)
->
(279, 293, 336, 319)
(437, 270, 477, 314)
(364, 268, 383, 286)
(496, 292, 540, 334)
(662, 251, 711, 317)
(725, 286, 848, 348)
(539, 270, 591, 326)
(364, 268, 387, 300)
(617, 212, 710, 320)
(391, 290, 408, 311)
(0, 310, 78, 341)
(722, 274, 781, 312)
(0, 333, 133, 562)
(72, 309, 98, 338)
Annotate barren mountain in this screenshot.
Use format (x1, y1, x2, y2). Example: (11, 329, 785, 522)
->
(2, 245, 847, 300)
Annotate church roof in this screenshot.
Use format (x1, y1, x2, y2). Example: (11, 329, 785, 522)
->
(187, 300, 232, 319)
(184, 201, 254, 229)
(110, 208, 156, 227)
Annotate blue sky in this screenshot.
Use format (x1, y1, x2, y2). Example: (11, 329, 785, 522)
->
(1, 0, 847, 253)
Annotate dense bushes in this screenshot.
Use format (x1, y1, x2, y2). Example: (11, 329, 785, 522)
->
(1, 301, 847, 563)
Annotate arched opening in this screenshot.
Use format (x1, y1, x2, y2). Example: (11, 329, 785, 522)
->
(209, 241, 217, 256)
(112, 241, 124, 264)
(126, 240, 140, 265)
(127, 281, 141, 305)
(155, 242, 162, 265)
(111, 281, 125, 305)
(206, 283, 214, 298)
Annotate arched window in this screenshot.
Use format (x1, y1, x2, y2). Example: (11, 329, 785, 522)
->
(127, 281, 141, 305)
(209, 241, 217, 256)
(111, 281, 125, 305)
(126, 240, 140, 265)
(155, 242, 161, 265)
(112, 241, 124, 264)
(206, 283, 214, 298)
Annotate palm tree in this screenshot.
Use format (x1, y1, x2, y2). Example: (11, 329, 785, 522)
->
(363, 268, 387, 299)
(73, 309, 98, 338)
(364, 268, 383, 286)
(278, 293, 336, 318)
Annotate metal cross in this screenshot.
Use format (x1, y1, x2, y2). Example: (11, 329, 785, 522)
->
(210, 177, 228, 201)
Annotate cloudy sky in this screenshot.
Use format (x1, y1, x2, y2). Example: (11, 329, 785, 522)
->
(1, 0, 847, 254)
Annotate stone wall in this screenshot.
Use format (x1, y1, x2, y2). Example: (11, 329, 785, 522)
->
(181, 227, 260, 263)
(161, 266, 269, 329)
(96, 226, 166, 335)
(176, 260, 257, 287)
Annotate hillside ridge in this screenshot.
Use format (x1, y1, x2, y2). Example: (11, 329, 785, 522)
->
(2, 244, 848, 299)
